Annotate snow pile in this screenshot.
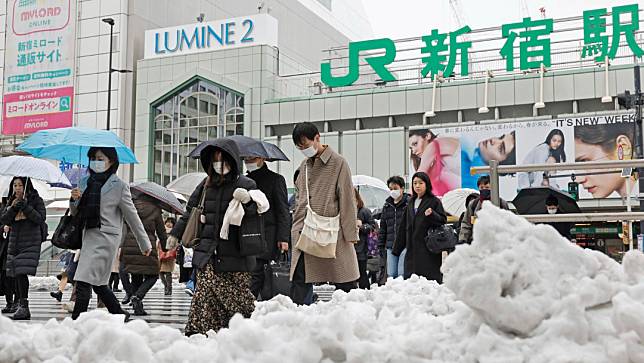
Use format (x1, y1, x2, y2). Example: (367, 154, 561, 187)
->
(28, 276, 70, 291)
(0, 204, 642, 363)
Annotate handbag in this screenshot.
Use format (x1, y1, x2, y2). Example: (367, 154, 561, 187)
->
(181, 187, 207, 249)
(424, 224, 457, 254)
(260, 253, 291, 300)
(238, 202, 266, 257)
(51, 209, 83, 250)
(294, 165, 339, 259)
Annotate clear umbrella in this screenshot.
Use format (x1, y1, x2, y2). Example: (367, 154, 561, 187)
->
(0, 156, 71, 186)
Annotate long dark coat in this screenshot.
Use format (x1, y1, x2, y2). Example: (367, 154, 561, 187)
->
(121, 196, 168, 275)
(393, 194, 447, 282)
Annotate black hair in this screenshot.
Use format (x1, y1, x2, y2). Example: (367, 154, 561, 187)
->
(205, 147, 238, 187)
(411, 171, 433, 198)
(544, 129, 566, 163)
(498, 131, 517, 166)
(292, 122, 320, 146)
(408, 129, 436, 139)
(545, 195, 559, 206)
(87, 147, 119, 174)
(165, 217, 176, 226)
(477, 175, 490, 186)
(7, 177, 35, 205)
(387, 176, 405, 189)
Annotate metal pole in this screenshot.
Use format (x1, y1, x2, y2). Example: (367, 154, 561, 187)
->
(627, 177, 633, 250)
(635, 63, 643, 251)
(489, 159, 500, 207)
(106, 22, 114, 130)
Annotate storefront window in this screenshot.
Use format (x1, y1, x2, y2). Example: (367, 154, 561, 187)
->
(151, 78, 244, 185)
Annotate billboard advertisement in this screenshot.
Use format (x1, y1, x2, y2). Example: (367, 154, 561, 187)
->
(2, 0, 77, 135)
(409, 113, 638, 201)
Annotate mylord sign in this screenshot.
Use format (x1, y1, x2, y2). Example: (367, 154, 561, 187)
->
(144, 14, 278, 59)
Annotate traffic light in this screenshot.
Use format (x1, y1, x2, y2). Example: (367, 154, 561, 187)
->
(568, 181, 579, 201)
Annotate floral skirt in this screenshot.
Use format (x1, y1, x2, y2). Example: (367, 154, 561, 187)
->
(184, 262, 255, 336)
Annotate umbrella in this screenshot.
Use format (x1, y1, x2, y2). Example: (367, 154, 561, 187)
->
(352, 175, 389, 212)
(352, 175, 388, 190)
(513, 187, 581, 215)
(441, 188, 479, 217)
(17, 127, 138, 165)
(188, 136, 289, 161)
(130, 181, 185, 214)
(166, 172, 207, 198)
(0, 156, 71, 186)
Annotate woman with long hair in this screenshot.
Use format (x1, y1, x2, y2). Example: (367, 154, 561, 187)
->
(69, 147, 152, 320)
(518, 129, 567, 189)
(353, 188, 376, 289)
(392, 172, 447, 282)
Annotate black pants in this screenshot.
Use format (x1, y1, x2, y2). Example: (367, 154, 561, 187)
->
(250, 258, 269, 299)
(71, 281, 124, 319)
(109, 272, 120, 290)
(118, 262, 133, 296)
(2, 276, 14, 304)
(130, 274, 158, 300)
(160, 272, 173, 291)
(289, 254, 356, 305)
(14, 274, 29, 301)
(357, 259, 369, 289)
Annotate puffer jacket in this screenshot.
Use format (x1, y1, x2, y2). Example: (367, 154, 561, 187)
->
(377, 194, 410, 253)
(121, 196, 167, 275)
(171, 138, 259, 272)
(355, 207, 376, 261)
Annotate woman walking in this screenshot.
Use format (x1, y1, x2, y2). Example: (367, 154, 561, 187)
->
(121, 194, 168, 315)
(159, 217, 176, 296)
(0, 177, 46, 320)
(393, 172, 447, 283)
(70, 147, 151, 321)
(354, 188, 376, 289)
(167, 138, 264, 336)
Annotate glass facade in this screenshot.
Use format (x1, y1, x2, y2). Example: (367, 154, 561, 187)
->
(151, 78, 244, 186)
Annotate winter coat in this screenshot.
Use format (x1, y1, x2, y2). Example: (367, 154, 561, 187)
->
(0, 191, 46, 277)
(458, 198, 510, 244)
(290, 145, 360, 284)
(544, 211, 573, 240)
(247, 164, 290, 261)
(71, 174, 152, 286)
(121, 197, 168, 275)
(355, 207, 376, 261)
(377, 194, 410, 252)
(393, 194, 447, 282)
(171, 137, 259, 273)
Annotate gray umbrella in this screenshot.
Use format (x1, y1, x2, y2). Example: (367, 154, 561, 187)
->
(130, 181, 185, 214)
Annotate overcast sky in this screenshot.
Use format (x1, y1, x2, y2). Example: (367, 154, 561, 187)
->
(363, 0, 642, 40)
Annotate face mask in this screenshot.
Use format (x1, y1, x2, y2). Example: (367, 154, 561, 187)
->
(479, 189, 491, 200)
(245, 162, 260, 173)
(300, 145, 317, 158)
(212, 161, 230, 175)
(89, 160, 107, 173)
(390, 190, 402, 200)
(547, 208, 558, 214)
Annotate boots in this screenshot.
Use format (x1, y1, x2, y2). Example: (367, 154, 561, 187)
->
(50, 290, 63, 302)
(121, 293, 131, 305)
(1, 297, 17, 314)
(131, 296, 147, 316)
(11, 299, 30, 320)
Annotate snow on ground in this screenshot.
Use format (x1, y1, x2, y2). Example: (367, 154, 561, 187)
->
(28, 276, 70, 291)
(2, 204, 644, 363)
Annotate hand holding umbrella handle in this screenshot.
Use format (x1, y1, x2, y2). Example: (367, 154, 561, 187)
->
(71, 188, 82, 201)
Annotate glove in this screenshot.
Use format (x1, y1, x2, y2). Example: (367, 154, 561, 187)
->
(166, 235, 179, 249)
(232, 188, 251, 203)
(14, 200, 25, 210)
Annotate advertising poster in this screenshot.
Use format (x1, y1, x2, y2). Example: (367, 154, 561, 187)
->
(409, 113, 638, 201)
(2, 0, 77, 135)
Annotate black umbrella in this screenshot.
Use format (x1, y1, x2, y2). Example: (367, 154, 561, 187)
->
(512, 187, 581, 215)
(188, 136, 289, 162)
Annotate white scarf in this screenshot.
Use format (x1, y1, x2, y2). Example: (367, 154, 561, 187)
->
(220, 188, 270, 239)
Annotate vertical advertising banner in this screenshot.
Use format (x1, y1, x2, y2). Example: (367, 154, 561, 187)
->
(2, 0, 77, 135)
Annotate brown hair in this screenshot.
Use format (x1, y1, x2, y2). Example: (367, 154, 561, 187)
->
(354, 188, 365, 210)
(575, 123, 634, 155)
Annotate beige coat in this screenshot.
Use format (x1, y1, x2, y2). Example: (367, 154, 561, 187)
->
(290, 146, 360, 284)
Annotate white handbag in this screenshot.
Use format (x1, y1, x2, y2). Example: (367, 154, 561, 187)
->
(295, 165, 340, 259)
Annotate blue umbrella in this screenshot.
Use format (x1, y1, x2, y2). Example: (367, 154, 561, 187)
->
(16, 127, 138, 165)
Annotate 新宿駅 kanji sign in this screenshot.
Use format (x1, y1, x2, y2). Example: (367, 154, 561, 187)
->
(321, 3, 643, 88)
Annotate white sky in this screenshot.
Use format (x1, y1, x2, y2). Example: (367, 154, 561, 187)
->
(362, 0, 643, 40)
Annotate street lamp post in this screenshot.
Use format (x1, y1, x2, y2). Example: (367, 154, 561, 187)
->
(102, 18, 131, 131)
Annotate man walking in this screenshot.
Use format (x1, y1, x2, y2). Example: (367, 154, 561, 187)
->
(458, 175, 510, 244)
(290, 122, 360, 304)
(245, 156, 290, 300)
(377, 176, 409, 279)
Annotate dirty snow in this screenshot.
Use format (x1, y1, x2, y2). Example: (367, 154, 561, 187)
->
(0, 204, 642, 363)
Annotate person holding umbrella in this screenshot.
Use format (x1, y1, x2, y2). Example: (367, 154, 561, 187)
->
(0, 177, 46, 320)
(543, 195, 574, 240)
(69, 147, 151, 321)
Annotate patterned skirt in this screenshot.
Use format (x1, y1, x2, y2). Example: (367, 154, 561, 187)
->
(184, 262, 255, 336)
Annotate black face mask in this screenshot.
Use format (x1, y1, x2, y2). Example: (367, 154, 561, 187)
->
(479, 189, 491, 200)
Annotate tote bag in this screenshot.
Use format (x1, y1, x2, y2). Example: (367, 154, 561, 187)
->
(181, 188, 207, 249)
(294, 165, 339, 259)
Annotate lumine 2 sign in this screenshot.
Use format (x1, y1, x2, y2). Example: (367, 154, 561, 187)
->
(321, 4, 644, 88)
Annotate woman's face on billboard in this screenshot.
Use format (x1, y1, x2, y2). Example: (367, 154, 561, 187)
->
(549, 134, 563, 150)
(574, 138, 624, 198)
(409, 134, 431, 157)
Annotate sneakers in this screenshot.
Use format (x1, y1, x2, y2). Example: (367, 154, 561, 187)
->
(1, 301, 18, 314)
(50, 291, 63, 302)
(121, 294, 131, 305)
(131, 296, 147, 316)
(184, 280, 195, 296)
(11, 300, 30, 320)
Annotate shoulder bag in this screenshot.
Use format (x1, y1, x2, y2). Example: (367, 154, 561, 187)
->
(181, 187, 207, 249)
(425, 224, 457, 254)
(51, 209, 83, 250)
(294, 165, 340, 259)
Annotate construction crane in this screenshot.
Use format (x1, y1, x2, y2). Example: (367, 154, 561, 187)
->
(447, 0, 473, 75)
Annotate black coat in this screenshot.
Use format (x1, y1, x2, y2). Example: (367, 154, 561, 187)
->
(0, 191, 46, 277)
(377, 194, 410, 252)
(247, 164, 290, 261)
(121, 197, 168, 275)
(171, 138, 258, 273)
(355, 207, 376, 261)
(393, 194, 447, 282)
(544, 211, 573, 240)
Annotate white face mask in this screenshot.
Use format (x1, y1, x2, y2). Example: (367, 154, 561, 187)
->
(245, 162, 260, 173)
(390, 190, 402, 200)
(212, 161, 230, 175)
(300, 145, 317, 158)
(89, 160, 107, 173)
(547, 207, 558, 214)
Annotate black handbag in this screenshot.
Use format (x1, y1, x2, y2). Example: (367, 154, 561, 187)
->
(51, 209, 83, 250)
(424, 224, 457, 254)
(238, 202, 266, 257)
(260, 253, 291, 300)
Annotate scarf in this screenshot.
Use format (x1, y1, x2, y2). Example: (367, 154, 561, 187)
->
(80, 172, 112, 229)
